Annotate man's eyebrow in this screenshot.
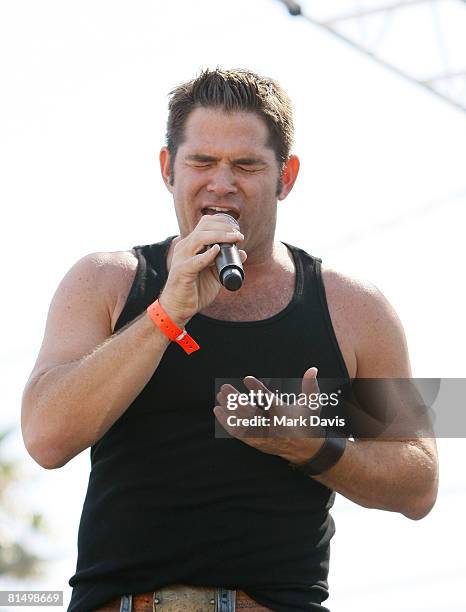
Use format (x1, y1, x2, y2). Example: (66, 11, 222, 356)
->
(232, 157, 266, 165)
(185, 154, 218, 162)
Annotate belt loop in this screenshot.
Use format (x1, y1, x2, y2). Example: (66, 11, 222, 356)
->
(120, 594, 132, 612)
(216, 588, 236, 612)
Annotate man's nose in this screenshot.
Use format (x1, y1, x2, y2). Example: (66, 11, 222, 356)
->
(206, 165, 238, 196)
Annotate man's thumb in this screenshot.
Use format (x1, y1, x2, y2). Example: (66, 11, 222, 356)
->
(302, 367, 319, 397)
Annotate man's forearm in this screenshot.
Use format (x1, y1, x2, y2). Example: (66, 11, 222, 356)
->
(22, 312, 172, 469)
(312, 438, 439, 520)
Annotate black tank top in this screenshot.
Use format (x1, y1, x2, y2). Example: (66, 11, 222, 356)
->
(68, 237, 351, 612)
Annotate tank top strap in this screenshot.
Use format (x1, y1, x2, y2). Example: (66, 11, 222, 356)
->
(284, 242, 351, 384)
(283, 242, 323, 309)
(113, 237, 174, 332)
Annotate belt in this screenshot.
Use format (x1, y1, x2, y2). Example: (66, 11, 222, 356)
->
(95, 585, 272, 611)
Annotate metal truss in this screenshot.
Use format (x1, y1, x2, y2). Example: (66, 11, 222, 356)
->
(276, 0, 466, 113)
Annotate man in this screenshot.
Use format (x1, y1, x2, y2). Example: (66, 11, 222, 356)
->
(21, 69, 438, 612)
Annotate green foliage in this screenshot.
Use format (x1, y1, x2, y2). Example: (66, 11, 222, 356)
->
(0, 429, 45, 578)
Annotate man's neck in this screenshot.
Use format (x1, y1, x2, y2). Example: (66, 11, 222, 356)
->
(236, 240, 292, 285)
(200, 240, 296, 321)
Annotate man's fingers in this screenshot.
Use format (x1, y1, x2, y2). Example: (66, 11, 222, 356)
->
(243, 376, 270, 393)
(217, 384, 258, 418)
(213, 404, 260, 438)
(216, 383, 240, 406)
(187, 228, 243, 256)
(242, 376, 282, 410)
(302, 367, 320, 398)
(188, 244, 220, 273)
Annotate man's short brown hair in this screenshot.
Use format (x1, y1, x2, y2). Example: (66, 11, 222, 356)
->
(165, 68, 294, 185)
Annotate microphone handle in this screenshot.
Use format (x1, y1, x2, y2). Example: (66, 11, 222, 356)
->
(216, 242, 244, 292)
(212, 212, 245, 291)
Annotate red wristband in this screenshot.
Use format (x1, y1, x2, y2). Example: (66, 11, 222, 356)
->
(146, 299, 200, 355)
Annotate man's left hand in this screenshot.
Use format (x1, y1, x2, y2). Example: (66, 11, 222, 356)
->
(213, 367, 326, 465)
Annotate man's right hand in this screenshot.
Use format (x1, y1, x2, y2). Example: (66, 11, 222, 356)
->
(159, 215, 246, 326)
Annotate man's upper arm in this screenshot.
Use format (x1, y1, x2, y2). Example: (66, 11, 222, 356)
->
(322, 267, 412, 379)
(24, 251, 132, 387)
(349, 280, 412, 379)
(331, 272, 435, 453)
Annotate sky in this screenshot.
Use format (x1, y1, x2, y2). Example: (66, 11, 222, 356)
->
(1, 1, 465, 611)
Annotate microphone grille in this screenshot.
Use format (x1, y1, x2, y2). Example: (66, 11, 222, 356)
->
(214, 212, 240, 230)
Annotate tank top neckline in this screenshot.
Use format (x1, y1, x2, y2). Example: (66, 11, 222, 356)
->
(151, 235, 306, 328)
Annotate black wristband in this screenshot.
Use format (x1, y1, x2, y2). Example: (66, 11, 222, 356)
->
(289, 430, 347, 476)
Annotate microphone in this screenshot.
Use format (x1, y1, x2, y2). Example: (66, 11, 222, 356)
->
(214, 213, 244, 291)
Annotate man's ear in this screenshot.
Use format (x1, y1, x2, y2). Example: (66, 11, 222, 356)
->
(159, 147, 174, 193)
(278, 155, 300, 201)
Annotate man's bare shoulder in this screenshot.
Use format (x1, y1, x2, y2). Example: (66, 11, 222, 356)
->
(321, 266, 411, 377)
(84, 249, 139, 330)
(88, 248, 138, 269)
(321, 266, 380, 311)
(321, 266, 401, 327)
(85, 248, 138, 287)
